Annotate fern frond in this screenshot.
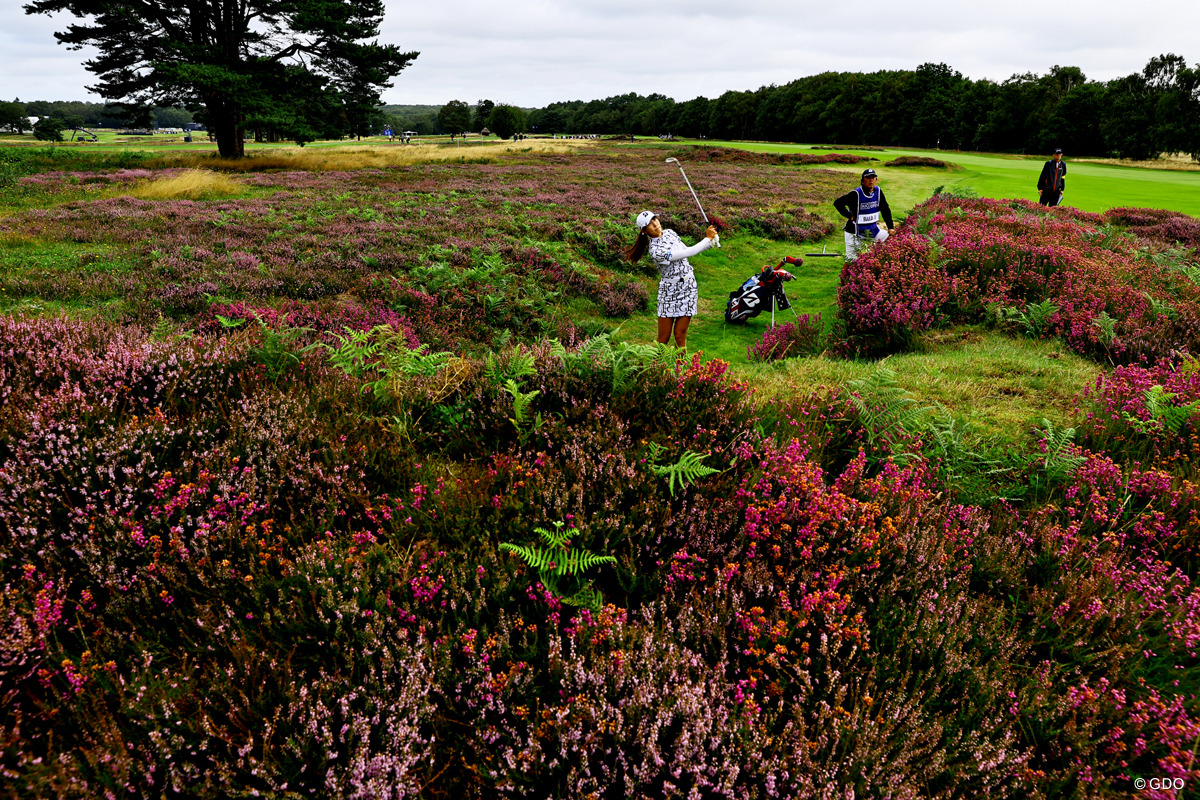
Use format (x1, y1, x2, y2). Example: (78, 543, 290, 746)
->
(504, 379, 542, 428)
(651, 450, 719, 496)
(1037, 418, 1086, 482)
(509, 352, 537, 379)
(1142, 385, 1200, 434)
(501, 520, 614, 609)
(535, 522, 571, 550)
(483, 352, 501, 385)
(499, 542, 559, 572)
(555, 549, 617, 576)
(562, 584, 605, 612)
(847, 367, 931, 444)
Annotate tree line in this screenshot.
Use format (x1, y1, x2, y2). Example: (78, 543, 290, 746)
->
(460, 55, 1197, 160)
(0, 100, 195, 136)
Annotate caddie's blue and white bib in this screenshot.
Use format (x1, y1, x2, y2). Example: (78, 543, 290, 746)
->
(854, 186, 881, 236)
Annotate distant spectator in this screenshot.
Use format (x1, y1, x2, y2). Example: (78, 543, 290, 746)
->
(1038, 148, 1067, 207)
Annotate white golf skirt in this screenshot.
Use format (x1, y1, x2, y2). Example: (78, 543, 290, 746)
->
(657, 273, 699, 318)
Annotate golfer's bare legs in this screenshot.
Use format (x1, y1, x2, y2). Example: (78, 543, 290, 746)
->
(657, 316, 691, 347)
(673, 316, 690, 347)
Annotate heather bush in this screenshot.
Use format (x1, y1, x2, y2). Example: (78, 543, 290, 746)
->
(836, 195, 1200, 363)
(1075, 357, 1200, 478)
(1106, 206, 1200, 248)
(677, 146, 878, 166)
(884, 156, 950, 167)
(747, 314, 825, 361)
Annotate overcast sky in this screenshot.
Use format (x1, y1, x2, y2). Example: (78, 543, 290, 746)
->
(3, 0, 1198, 108)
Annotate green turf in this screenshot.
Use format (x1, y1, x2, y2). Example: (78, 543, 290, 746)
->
(616, 230, 847, 363)
(692, 140, 1200, 218)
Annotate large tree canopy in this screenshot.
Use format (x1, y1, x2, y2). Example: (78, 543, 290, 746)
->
(24, 0, 418, 157)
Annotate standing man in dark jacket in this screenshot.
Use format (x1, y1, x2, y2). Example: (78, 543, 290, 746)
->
(1038, 148, 1067, 206)
(834, 168, 894, 261)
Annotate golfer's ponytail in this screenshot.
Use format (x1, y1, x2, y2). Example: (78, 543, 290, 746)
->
(626, 231, 649, 263)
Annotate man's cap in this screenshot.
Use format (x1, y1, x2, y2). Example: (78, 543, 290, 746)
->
(636, 210, 657, 229)
(861, 168, 878, 179)
(1053, 148, 1063, 154)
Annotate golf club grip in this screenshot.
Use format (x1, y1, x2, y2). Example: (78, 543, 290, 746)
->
(706, 219, 721, 248)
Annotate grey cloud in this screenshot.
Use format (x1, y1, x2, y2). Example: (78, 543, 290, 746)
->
(2, 0, 1197, 106)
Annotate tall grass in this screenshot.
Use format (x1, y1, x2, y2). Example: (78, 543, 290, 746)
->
(154, 140, 589, 172)
(127, 168, 244, 199)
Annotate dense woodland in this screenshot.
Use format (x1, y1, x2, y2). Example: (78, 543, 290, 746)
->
(522, 56, 1200, 159)
(407, 55, 1200, 159)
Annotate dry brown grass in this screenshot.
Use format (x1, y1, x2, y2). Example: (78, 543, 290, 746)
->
(1075, 152, 1200, 172)
(151, 139, 593, 172)
(127, 169, 245, 199)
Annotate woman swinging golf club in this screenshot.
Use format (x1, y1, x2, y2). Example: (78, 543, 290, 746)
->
(626, 211, 719, 347)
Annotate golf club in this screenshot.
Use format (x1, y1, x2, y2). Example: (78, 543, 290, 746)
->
(804, 244, 841, 258)
(665, 157, 721, 248)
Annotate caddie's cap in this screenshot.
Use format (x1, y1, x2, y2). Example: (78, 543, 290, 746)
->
(1053, 148, 1063, 154)
(861, 168, 878, 179)
(635, 210, 657, 229)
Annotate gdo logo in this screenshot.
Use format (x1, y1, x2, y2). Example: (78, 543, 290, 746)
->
(1133, 777, 1186, 790)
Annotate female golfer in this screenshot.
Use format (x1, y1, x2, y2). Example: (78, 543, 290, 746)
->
(626, 210, 719, 347)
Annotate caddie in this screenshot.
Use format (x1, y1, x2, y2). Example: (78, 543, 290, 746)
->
(833, 168, 894, 261)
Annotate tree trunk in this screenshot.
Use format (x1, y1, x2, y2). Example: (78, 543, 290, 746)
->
(208, 100, 245, 158)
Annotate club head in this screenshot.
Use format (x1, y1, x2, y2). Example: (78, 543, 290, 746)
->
(665, 157, 679, 165)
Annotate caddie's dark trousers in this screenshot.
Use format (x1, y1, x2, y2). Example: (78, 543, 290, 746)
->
(1039, 191, 1062, 207)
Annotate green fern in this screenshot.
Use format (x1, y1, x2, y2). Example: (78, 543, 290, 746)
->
(1179, 264, 1200, 287)
(846, 368, 931, 460)
(1143, 292, 1177, 321)
(1182, 354, 1200, 377)
(248, 317, 311, 382)
(1091, 312, 1117, 346)
(483, 349, 537, 386)
(500, 521, 616, 611)
(309, 324, 398, 377)
(650, 450, 720, 497)
(503, 379, 543, 443)
(1020, 299, 1060, 337)
(1121, 385, 1200, 435)
(1036, 418, 1086, 485)
(552, 334, 680, 395)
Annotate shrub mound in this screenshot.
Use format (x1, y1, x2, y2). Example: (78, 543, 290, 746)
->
(883, 156, 951, 168)
(677, 146, 879, 165)
(837, 196, 1200, 363)
(1105, 206, 1200, 248)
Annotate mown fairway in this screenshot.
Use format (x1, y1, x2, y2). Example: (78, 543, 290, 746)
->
(697, 139, 1200, 217)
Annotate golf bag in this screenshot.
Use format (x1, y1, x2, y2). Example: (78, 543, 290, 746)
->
(724, 257, 801, 325)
